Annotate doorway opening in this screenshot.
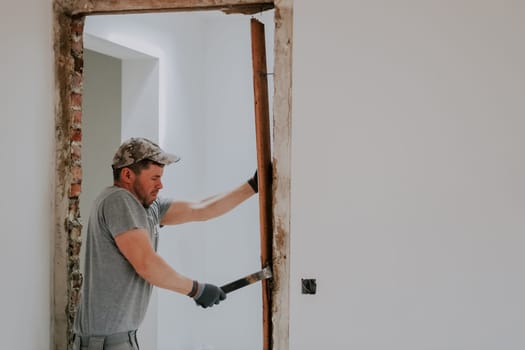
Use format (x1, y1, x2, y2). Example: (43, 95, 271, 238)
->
(53, 1, 292, 350)
(82, 10, 269, 350)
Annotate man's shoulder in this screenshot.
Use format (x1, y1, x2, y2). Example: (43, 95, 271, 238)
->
(100, 186, 131, 199)
(95, 186, 139, 208)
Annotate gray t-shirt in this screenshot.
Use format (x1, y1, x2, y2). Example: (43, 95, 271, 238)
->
(73, 186, 171, 335)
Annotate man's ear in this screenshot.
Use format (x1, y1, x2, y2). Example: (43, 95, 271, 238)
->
(121, 167, 134, 183)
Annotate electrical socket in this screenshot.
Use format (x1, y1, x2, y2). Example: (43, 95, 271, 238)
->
(301, 278, 317, 294)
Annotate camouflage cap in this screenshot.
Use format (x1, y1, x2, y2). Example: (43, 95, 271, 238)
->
(112, 137, 180, 169)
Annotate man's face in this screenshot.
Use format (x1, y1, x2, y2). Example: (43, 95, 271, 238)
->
(131, 163, 164, 207)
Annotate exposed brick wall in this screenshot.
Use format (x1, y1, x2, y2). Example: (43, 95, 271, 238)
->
(66, 15, 84, 349)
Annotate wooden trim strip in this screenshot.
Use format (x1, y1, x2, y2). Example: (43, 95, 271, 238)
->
(58, 0, 273, 16)
(251, 17, 273, 350)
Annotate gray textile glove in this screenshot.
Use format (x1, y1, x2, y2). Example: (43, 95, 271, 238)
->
(247, 170, 258, 193)
(188, 281, 226, 308)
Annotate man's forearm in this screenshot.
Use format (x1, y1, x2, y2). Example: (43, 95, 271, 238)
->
(193, 182, 255, 221)
(161, 181, 257, 225)
(136, 253, 193, 295)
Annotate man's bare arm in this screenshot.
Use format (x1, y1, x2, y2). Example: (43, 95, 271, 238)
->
(160, 182, 256, 226)
(115, 228, 193, 295)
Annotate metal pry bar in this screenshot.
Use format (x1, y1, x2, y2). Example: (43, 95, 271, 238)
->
(220, 265, 273, 294)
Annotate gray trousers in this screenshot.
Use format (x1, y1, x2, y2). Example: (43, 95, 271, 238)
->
(72, 330, 139, 350)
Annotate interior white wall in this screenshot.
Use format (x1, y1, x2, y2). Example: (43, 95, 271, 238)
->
(0, 0, 54, 348)
(194, 13, 274, 350)
(121, 59, 160, 141)
(84, 11, 271, 350)
(5, 2, 525, 350)
(291, 1, 525, 349)
(81, 49, 122, 229)
(158, 13, 276, 349)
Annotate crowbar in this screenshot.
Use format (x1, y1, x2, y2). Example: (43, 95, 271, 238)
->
(221, 265, 272, 294)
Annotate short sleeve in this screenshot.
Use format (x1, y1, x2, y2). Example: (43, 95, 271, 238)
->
(157, 196, 172, 222)
(101, 190, 149, 238)
(148, 196, 172, 228)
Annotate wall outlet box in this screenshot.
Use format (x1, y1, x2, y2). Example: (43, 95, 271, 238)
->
(301, 278, 317, 294)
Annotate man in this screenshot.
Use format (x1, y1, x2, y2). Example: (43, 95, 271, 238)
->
(73, 137, 258, 350)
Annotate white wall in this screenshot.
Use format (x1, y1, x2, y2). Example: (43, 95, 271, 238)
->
(81, 49, 122, 226)
(291, 1, 525, 349)
(121, 59, 160, 141)
(3, 2, 525, 350)
(0, 1, 54, 348)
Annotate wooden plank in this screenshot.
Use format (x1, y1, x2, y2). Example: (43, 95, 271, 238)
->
(59, 0, 273, 16)
(251, 17, 273, 350)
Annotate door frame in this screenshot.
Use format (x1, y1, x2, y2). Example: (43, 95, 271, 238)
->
(52, 1, 292, 349)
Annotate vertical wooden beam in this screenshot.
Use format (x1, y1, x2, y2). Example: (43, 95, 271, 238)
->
(271, 1, 293, 349)
(251, 17, 273, 350)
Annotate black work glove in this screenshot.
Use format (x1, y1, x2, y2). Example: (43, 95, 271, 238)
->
(188, 281, 226, 308)
(247, 170, 258, 193)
